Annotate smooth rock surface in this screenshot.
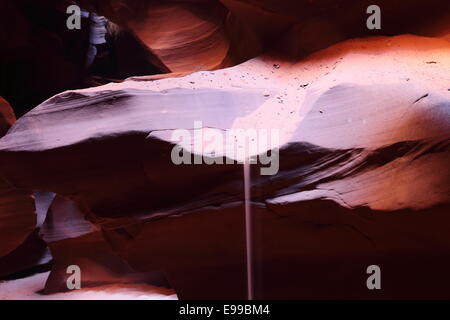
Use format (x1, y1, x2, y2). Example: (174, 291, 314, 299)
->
(78, 0, 450, 72)
(0, 34, 449, 298)
(0, 271, 176, 300)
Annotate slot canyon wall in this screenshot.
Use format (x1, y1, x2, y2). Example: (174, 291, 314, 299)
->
(0, 0, 449, 299)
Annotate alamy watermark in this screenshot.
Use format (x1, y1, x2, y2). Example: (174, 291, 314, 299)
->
(170, 121, 280, 176)
(366, 265, 381, 290)
(66, 265, 81, 290)
(66, 5, 82, 30)
(366, 5, 381, 30)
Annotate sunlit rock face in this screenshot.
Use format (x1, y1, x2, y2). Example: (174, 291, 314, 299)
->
(78, 0, 450, 72)
(0, 30, 449, 299)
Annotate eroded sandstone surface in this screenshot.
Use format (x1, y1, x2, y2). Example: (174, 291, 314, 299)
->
(0, 0, 449, 299)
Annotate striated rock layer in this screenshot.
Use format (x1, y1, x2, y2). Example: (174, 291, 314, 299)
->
(0, 34, 449, 298)
(0, 97, 36, 259)
(78, 0, 450, 72)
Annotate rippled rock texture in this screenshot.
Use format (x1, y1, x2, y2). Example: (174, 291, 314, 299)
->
(0, 30, 449, 299)
(78, 0, 450, 72)
(1, 0, 450, 299)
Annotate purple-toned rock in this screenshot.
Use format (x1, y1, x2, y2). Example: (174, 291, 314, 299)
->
(0, 34, 449, 298)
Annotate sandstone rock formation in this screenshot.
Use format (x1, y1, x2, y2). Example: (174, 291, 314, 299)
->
(78, 0, 450, 72)
(1, 0, 449, 119)
(0, 29, 449, 298)
(0, 97, 36, 259)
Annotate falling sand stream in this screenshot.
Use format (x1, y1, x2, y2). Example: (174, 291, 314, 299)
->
(243, 160, 254, 300)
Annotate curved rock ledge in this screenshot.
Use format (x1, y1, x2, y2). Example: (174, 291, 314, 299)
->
(0, 34, 449, 298)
